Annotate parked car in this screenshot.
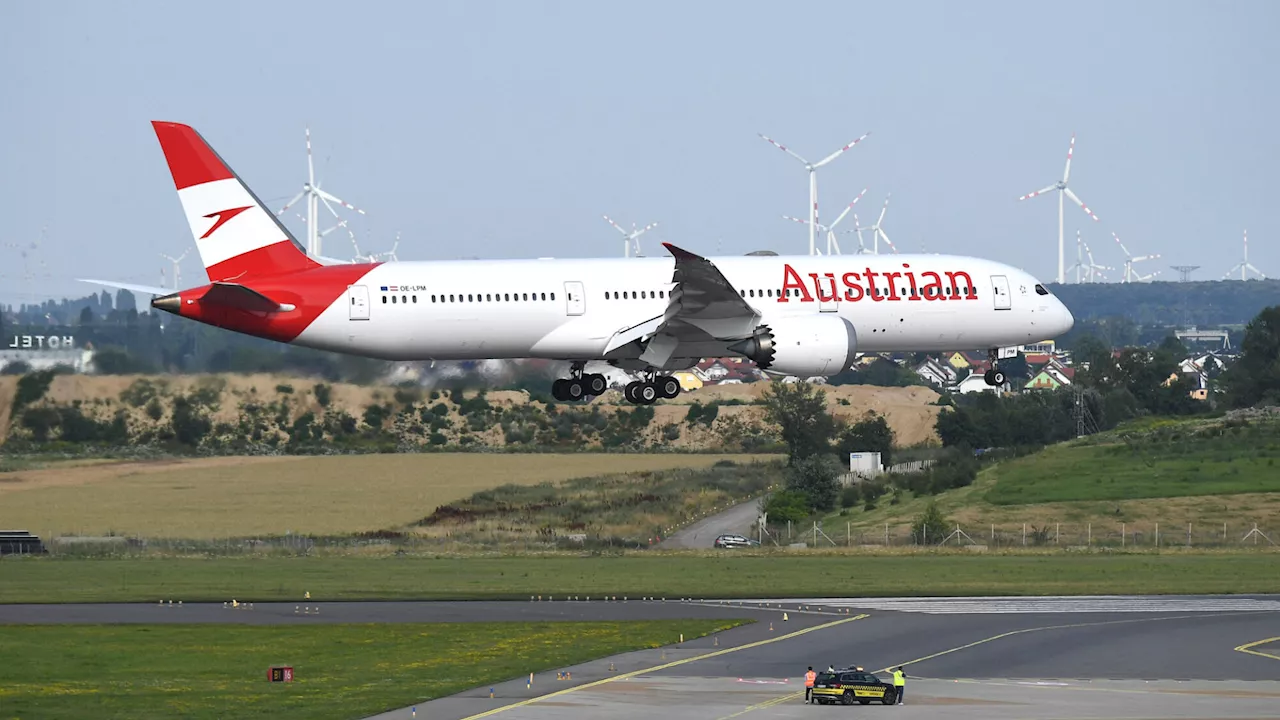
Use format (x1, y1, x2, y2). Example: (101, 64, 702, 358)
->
(713, 534, 760, 549)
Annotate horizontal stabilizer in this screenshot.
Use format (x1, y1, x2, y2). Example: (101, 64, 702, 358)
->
(78, 278, 173, 296)
(198, 282, 295, 313)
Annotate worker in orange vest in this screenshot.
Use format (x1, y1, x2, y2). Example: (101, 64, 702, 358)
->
(804, 666, 817, 703)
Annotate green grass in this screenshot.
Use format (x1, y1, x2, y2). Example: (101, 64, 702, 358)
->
(3, 553, 1279, 604)
(985, 419, 1280, 505)
(0, 620, 742, 720)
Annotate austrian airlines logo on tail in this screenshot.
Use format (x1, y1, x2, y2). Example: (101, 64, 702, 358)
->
(200, 206, 252, 239)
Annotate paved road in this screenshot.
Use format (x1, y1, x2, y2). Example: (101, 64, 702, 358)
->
(658, 499, 762, 549)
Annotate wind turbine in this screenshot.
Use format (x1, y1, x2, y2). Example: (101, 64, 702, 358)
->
(852, 195, 897, 255)
(275, 126, 368, 258)
(780, 188, 868, 255)
(603, 216, 658, 258)
(160, 248, 190, 290)
(1067, 230, 1111, 283)
(1112, 232, 1160, 283)
(1018, 134, 1101, 284)
(1224, 230, 1265, 280)
(759, 131, 871, 256)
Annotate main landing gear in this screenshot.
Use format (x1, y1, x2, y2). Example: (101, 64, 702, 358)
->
(551, 362, 607, 402)
(623, 372, 682, 405)
(983, 348, 1007, 387)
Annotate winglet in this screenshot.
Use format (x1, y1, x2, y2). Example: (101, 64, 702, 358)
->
(662, 242, 701, 260)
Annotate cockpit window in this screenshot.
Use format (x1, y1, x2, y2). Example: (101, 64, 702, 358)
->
(1034, 284, 1049, 296)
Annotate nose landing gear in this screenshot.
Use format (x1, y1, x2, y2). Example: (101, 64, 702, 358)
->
(984, 348, 1008, 387)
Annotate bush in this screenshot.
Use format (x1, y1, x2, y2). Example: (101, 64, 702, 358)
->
(840, 485, 860, 509)
(763, 489, 810, 524)
(912, 501, 950, 544)
(313, 383, 332, 408)
(171, 395, 212, 447)
(13, 369, 56, 410)
(786, 454, 843, 512)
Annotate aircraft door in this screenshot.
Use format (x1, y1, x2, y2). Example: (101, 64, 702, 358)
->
(990, 275, 1011, 311)
(564, 281, 586, 316)
(348, 285, 370, 320)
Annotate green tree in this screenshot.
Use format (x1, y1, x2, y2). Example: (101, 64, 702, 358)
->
(837, 411, 896, 467)
(912, 501, 950, 544)
(761, 379, 836, 464)
(1222, 306, 1280, 408)
(763, 489, 811, 524)
(785, 454, 843, 512)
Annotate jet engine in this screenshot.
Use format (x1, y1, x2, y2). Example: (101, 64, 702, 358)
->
(729, 315, 858, 377)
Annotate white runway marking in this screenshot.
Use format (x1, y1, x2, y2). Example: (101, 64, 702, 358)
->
(702, 596, 1280, 614)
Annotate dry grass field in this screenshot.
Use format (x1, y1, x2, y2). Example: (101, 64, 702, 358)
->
(0, 453, 775, 539)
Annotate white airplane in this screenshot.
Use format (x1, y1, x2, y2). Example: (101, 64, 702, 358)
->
(83, 122, 1073, 404)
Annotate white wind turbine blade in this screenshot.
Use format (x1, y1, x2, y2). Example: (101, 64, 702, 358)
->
(602, 215, 631, 237)
(1062, 133, 1076, 184)
(305, 125, 315, 188)
(317, 195, 362, 256)
(1112, 232, 1133, 259)
(276, 190, 306, 216)
(876, 194, 891, 227)
(1063, 187, 1100, 222)
(1131, 254, 1161, 263)
(878, 229, 898, 254)
(813, 132, 871, 168)
(828, 188, 868, 231)
(315, 188, 367, 216)
(758, 134, 811, 166)
(781, 215, 811, 225)
(1018, 184, 1057, 202)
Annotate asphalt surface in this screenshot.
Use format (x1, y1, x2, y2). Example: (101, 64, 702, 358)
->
(5, 596, 1279, 720)
(658, 499, 762, 549)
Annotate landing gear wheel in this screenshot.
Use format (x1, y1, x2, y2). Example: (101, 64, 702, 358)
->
(657, 376, 681, 399)
(841, 691, 855, 705)
(992, 369, 1007, 386)
(624, 381, 642, 403)
(983, 369, 995, 386)
(551, 379, 568, 401)
(584, 373, 607, 396)
(636, 382, 658, 405)
(565, 379, 585, 401)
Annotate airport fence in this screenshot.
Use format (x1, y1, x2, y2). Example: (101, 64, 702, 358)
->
(764, 519, 1280, 550)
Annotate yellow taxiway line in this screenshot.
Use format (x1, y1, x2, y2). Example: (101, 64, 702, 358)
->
(459, 613, 868, 719)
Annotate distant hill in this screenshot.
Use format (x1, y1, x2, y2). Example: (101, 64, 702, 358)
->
(1050, 278, 1279, 327)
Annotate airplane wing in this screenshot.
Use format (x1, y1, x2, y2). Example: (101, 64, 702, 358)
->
(610, 243, 763, 368)
(78, 278, 173, 296)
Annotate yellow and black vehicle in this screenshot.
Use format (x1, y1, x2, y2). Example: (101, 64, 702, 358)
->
(810, 668, 898, 706)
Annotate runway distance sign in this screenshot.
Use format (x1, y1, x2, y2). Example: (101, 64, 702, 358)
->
(268, 666, 294, 683)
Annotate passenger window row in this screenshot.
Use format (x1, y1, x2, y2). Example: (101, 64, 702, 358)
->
(382, 292, 555, 305)
(604, 290, 667, 300)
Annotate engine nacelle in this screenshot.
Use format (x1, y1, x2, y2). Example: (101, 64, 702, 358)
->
(729, 314, 858, 377)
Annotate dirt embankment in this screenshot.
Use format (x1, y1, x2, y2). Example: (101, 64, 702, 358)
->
(0, 373, 942, 449)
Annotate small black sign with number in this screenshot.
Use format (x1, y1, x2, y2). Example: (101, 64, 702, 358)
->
(268, 666, 294, 683)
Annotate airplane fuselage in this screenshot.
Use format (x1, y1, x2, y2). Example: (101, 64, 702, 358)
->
(270, 253, 1071, 365)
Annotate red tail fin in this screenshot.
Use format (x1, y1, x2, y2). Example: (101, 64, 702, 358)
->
(152, 121, 319, 281)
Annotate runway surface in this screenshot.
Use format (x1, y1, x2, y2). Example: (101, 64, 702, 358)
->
(5, 596, 1278, 719)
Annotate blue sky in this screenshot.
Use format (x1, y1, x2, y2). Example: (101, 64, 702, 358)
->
(2, 0, 1276, 306)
